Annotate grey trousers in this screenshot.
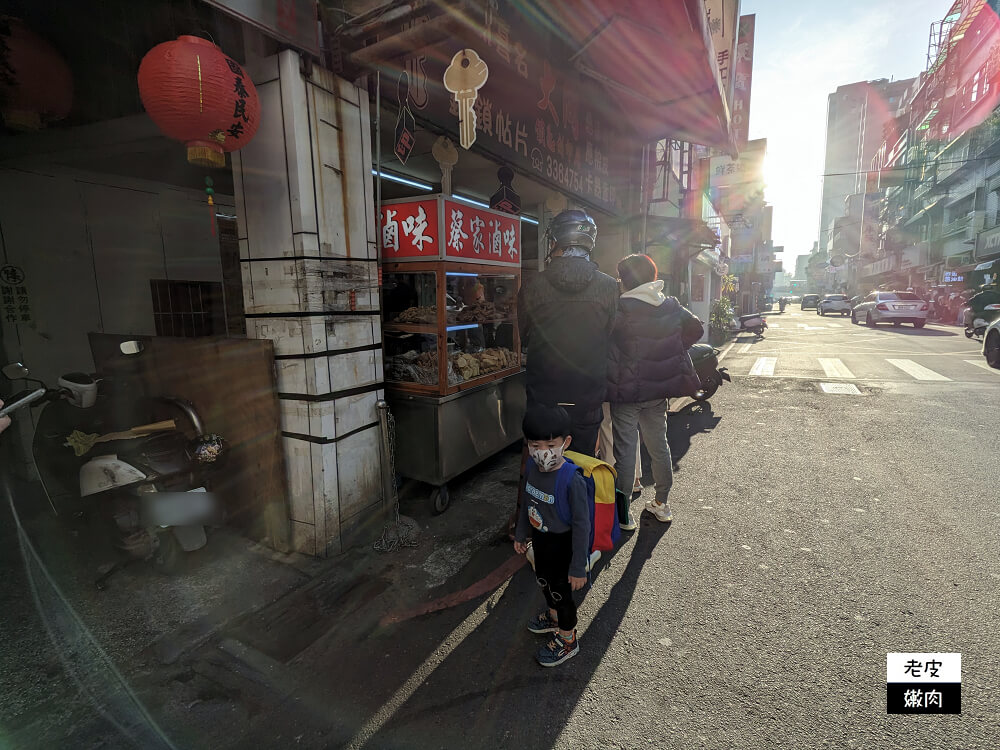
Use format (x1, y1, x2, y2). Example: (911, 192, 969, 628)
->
(611, 399, 673, 506)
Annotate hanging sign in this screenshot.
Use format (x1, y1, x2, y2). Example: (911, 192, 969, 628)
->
(490, 165, 521, 215)
(394, 72, 416, 165)
(443, 49, 489, 150)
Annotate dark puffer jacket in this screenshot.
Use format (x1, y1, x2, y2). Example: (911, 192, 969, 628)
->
(518, 256, 619, 409)
(606, 284, 704, 403)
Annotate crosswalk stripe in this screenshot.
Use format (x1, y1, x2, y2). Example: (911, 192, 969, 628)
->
(964, 359, 1000, 374)
(818, 358, 855, 378)
(886, 359, 951, 381)
(827, 323, 843, 328)
(769, 322, 780, 328)
(738, 343, 753, 354)
(749, 357, 777, 376)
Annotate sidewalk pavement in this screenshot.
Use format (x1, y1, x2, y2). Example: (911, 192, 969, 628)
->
(1, 443, 526, 749)
(4, 400, 713, 749)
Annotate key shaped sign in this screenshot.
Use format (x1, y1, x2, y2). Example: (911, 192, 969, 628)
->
(443, 49, 488, 150)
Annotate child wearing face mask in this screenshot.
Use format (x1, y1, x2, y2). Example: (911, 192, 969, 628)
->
(514, 404, 592, 667)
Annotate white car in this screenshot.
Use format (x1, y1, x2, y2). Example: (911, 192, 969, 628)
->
(817, 294, 852, 316)
(851, 291, 929, 328)
(984, 317, 1000, 368)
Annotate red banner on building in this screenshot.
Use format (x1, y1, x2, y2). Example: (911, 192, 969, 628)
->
(380, 198, 441, 259)
(732, 14, 755, 148)
(379, 196, 521, 266)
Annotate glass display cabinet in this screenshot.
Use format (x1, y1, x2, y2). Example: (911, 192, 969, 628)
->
(379, 196, 527, 511)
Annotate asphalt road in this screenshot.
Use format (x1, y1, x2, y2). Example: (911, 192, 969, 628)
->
(243, 307, 998, 750)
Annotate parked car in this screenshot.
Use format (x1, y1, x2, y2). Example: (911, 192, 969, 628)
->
(849, 295, 864, 308)
(983, 317, 1000, 368)
(801, 294, 820, 309)
(851, 291, 929, 328)
(790, 295, 801, 303)
(817, 294, 852, 316)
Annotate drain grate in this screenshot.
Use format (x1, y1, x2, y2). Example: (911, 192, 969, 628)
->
(820, 382, 861, 395)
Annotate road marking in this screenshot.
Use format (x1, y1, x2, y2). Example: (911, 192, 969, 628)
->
(820, 382, 861, 394)
(817, 358, 855, 378)
(738, 343, 753, 353)
(964, 359, 1000, 374)
(886, 359, 952, 381)
(769, 322, 780, 328)
(826, 322, 843, 328)
(749, 357, 777, 376)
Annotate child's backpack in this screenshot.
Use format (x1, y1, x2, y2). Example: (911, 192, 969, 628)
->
(552, 450, 622, 554)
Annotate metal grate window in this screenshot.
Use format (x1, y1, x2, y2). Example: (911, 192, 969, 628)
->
(150, 279, 225, 337)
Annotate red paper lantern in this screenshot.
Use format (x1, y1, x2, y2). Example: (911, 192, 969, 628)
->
(0, 18, 73, 131)
(137, 35, 260, 168)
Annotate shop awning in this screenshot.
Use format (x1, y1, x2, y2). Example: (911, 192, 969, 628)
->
(546, 0, 737, 154)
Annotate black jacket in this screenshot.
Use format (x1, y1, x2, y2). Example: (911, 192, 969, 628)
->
(518, 256, 619, 409)
(606, 286, 704, 403)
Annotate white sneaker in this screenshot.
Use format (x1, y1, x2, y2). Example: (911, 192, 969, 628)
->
(587, 549, 601, 572)
(526, 542, 536, 571)
(645, 500, 673, 523)
(619, 513, 638, 531)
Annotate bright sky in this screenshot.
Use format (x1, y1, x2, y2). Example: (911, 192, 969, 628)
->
(741, 0, 951, 270)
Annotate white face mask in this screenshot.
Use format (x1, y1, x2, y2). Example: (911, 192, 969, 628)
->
(529, 441, 567, 472)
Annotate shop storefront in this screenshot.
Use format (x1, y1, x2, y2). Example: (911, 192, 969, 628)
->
(0, 0, 384, 558)
(346, 0, 733, 501)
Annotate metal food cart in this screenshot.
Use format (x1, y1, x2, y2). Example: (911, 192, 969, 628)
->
(380, 195, 525, 512)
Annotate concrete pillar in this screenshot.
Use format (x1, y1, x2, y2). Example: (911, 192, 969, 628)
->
(232, 51, 384, 557)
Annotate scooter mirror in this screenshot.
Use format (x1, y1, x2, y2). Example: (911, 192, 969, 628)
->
(2, 362, 30, 380)
(119, 340, 144, 355)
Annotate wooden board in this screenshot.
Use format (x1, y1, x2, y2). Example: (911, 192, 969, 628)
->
(89, 332, 290, 552)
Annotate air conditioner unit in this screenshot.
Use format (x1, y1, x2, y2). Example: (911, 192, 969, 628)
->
(945, 254, 971, 268)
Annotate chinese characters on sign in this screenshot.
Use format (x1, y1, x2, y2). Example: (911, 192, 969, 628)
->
(381, 199, 440, 258)
(886, 653, 961, 714)
(379, 197, 520, 265)
(443, 198, 519, 263)
(731, 15, 755, 149)
(387, 2, 633, 215)
(0, 265, 31, 324)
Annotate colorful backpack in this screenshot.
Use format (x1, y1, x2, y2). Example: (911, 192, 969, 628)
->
(552, 450, 622, 553)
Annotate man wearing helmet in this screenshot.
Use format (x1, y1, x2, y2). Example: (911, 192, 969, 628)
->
(517, 208, 619, 454)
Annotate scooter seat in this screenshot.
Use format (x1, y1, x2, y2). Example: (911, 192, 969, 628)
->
(739, 313, 764, 322)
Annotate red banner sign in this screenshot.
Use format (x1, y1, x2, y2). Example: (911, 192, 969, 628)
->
(442, 199, 520, 264)
(380, 198, 441, 259)
(379, 197, 521, 266)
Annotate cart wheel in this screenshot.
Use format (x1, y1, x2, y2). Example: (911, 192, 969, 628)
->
(430, 485, 450, 514)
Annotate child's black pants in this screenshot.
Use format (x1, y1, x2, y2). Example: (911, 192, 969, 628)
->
(531, 529, 578, 631)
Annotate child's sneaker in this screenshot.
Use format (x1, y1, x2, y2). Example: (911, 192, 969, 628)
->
(645, 499, 673, 523)
(619, 512, 638, 531)
(527, 610, 559, 634)
(587, 549, 601, 572)
(536, 632, 579, 667)
(525, 542, 535, 571)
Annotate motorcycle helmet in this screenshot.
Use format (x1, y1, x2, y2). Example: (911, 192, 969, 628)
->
(544, 209, 597, 261)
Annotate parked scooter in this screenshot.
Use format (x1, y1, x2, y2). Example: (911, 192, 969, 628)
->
(688, 344, 731, 401)
(963, 302, 1000, 339)
(2, 351, 226, 583)
(733, 312, 768, 337)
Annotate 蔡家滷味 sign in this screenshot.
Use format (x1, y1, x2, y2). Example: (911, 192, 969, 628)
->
(380, 196, 520, 266)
